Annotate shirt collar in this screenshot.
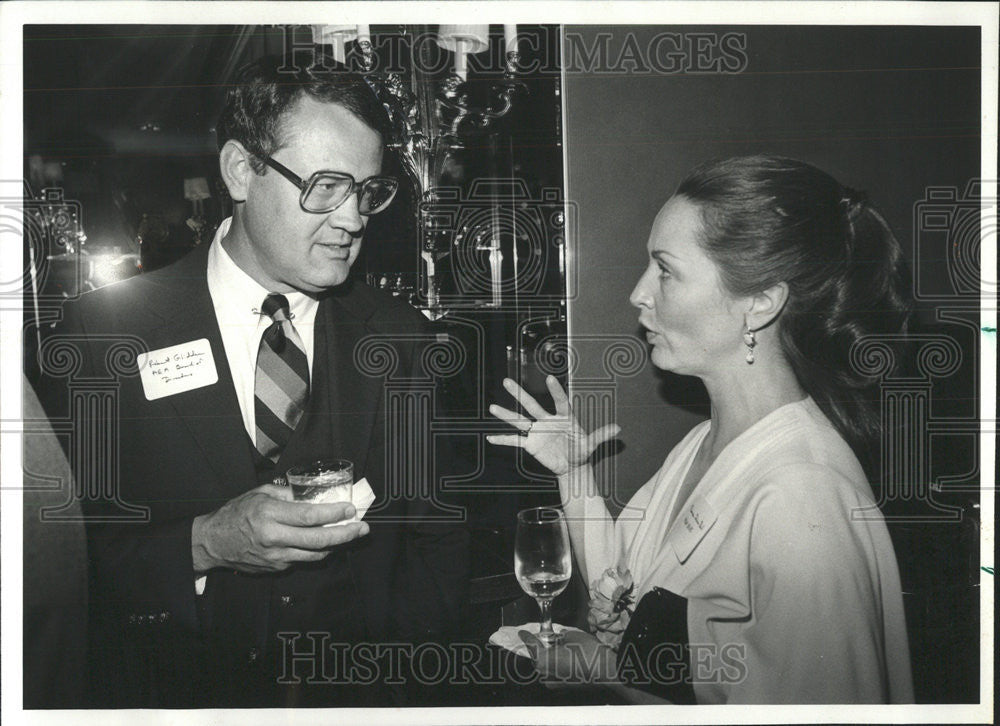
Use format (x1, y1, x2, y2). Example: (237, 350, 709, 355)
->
(207, 216, 319, 326)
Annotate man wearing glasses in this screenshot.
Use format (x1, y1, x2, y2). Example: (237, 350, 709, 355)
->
(36, 54, 468, 707)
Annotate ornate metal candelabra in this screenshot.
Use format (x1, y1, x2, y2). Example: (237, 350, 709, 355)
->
(322, 24, 529, 311)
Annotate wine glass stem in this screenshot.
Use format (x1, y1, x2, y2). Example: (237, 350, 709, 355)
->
(537, 597, 554, 641)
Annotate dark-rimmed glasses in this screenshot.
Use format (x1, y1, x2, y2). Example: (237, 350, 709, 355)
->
(261, 156, 398, 215)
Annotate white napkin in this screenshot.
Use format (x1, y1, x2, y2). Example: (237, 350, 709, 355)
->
(321, 476, 376, 527)
(489, 622, 585, 657)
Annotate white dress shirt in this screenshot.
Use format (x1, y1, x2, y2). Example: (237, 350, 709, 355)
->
(196, 217, 319, 594)
(206, 217, 319, 440)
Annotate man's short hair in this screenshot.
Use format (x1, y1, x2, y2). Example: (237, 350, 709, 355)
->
(216, 53, 391, 174)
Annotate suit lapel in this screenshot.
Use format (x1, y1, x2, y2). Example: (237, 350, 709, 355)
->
(275, 285, 384, 489)
(142, 246, 256, 500)
(142, 253, 386, 500)
(317, 292, 383, 485)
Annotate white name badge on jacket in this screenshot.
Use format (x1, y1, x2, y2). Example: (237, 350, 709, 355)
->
(137, 338, 218, 401)
(671, 494, 719, 564)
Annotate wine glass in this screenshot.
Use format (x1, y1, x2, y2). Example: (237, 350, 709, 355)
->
(515, 506, 572, 645)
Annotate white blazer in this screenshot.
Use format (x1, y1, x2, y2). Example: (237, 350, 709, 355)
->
(583, 397, 914, 704)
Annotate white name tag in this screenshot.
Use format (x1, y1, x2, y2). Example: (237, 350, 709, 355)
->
(137, 338, 218, 401)
(671, 494, 719, 563)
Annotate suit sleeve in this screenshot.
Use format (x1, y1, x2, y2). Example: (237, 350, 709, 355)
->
(727, 464, 896, 704)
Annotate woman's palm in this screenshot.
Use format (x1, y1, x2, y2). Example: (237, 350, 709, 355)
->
(488, 376, 620, 477)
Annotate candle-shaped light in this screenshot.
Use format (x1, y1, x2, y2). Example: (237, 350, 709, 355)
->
(454, 41, 468, 81)
(504, 24, 518, 55)
(311, 25, 357, 64)
(437, 25, 489, 81)
(333, 37, 347, 63)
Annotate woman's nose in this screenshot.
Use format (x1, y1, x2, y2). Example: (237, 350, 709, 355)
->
(629, 270, 652, 309)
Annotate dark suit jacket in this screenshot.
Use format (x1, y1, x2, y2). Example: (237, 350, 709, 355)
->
(35, 242, 469, 707)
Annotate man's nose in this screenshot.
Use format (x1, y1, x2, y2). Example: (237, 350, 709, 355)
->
(326, 193, 365, 236)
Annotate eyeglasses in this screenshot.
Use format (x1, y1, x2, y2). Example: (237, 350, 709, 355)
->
(261, 156, 399, 215)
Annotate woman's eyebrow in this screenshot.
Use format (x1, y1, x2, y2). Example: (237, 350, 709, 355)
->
(652, 249, 684, 263)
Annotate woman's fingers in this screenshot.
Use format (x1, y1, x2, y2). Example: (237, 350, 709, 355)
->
(587, 424, 622, 453)
(545, 375, 570, 416)
(503, 378, 551, 420)
(488, 403, 533, 432)
(485, 434, 525, 448)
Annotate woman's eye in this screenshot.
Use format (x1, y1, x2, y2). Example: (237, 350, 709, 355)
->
(657, 264, 671, 280)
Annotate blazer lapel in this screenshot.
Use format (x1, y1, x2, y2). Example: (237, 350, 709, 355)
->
(650, 409, 804, 588)
(142, 246, 256, 501)
(317, 291, 384, 485)
(141, 256, 387, 502)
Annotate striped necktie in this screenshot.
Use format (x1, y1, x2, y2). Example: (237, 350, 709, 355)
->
(254, 293, 310, 462)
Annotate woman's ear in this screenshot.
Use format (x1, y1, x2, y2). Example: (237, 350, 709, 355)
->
(746, 281, 789, 331)
(219, 140, 253, 203)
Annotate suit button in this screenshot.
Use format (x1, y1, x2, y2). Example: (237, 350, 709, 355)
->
(280, 595, 292, 607)
(248, 648, 259, 664)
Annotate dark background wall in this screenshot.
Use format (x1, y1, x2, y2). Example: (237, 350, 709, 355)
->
(563, 25, 981, 703)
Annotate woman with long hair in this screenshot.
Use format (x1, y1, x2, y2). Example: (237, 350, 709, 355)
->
(489, 155, 914, 704)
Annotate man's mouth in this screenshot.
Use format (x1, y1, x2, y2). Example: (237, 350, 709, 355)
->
(316, 242, 351, 257)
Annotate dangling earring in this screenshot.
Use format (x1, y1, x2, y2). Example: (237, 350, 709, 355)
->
(743, 324, 756, 365)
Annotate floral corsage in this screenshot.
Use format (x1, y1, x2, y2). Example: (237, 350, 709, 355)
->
(587, 566, 635, 650)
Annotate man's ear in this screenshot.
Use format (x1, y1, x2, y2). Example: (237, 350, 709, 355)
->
(219, 140, 254, 203)
(746, 281, 789, 331)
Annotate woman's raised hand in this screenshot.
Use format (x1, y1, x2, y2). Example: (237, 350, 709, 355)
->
(487, 375, 621, 477)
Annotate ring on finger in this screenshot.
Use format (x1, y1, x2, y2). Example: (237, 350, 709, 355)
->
(519, 421, 534, 438)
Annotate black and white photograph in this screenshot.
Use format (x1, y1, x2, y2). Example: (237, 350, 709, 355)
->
(1, 2, 995, 724)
